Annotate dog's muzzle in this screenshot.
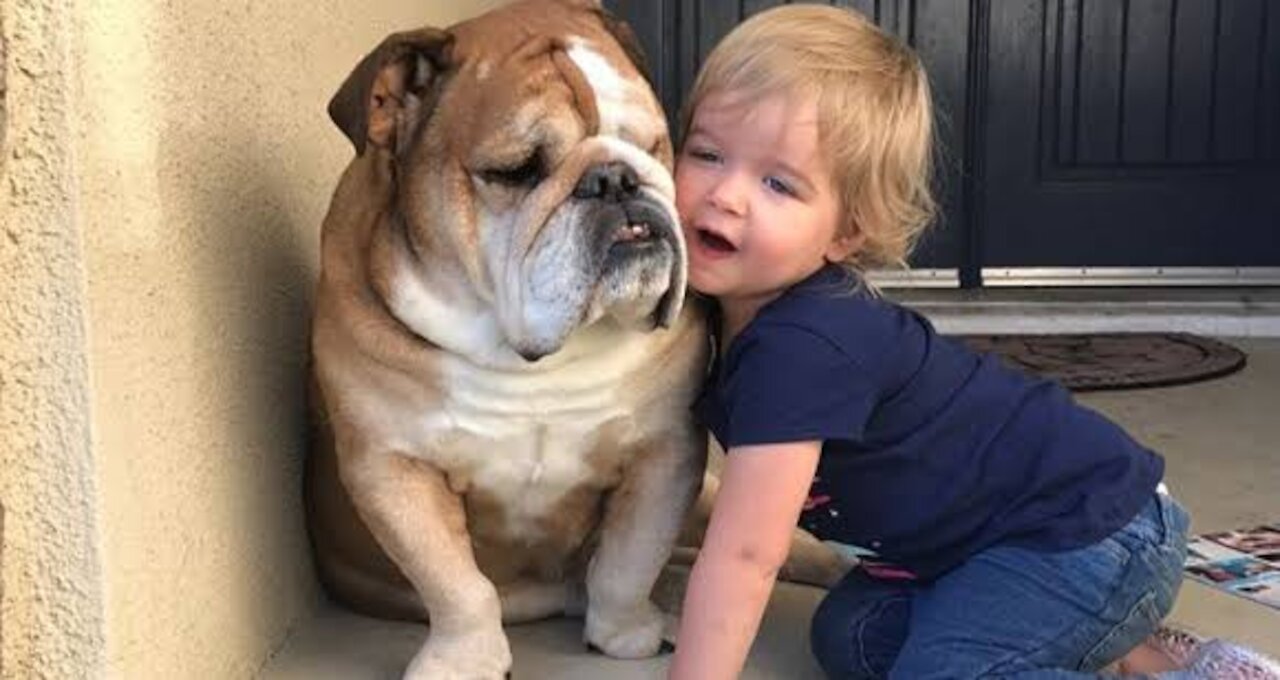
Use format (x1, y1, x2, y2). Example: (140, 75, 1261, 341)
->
(575, 161, 684, 323)
(573, 162, 671, 249)
(504, 158, 685, 363)
(574, 161, 679, 273)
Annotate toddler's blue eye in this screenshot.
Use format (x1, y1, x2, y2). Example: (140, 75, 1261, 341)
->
(765, 176, 796, 197)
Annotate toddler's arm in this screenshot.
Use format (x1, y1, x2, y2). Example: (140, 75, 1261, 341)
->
(668, 440, 821, 680)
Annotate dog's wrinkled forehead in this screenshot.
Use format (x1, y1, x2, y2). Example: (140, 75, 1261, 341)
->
(561, 37, 659, 142)
(439, 5, 669, 165)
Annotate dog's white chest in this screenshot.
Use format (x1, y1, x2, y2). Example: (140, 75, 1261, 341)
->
(438, 397, 621, 489)
(414, 331, 659, 536)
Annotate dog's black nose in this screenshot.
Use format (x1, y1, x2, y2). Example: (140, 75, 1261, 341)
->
(573, 162, 640, 202)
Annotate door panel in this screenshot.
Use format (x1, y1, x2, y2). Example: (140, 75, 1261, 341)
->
(982, 0, 1280, 269)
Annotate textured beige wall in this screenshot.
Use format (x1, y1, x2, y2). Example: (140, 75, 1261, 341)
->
(2, 0, 500, 678)
(1, 1, 107, 678)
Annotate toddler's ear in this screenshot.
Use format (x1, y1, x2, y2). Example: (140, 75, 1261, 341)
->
(824, 232, 865, 263)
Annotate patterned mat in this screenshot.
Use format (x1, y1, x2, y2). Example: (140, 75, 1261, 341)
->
(1184, 524, 1280, 612)
(960, 333, 1247, 392)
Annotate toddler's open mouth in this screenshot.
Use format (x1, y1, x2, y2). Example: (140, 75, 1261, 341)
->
(696, 228, 737, 253)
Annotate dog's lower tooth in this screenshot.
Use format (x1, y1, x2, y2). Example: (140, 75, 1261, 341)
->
(614, 224, 652, 243)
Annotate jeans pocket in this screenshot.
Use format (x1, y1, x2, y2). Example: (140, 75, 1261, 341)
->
(1023, 536, 1133, 616)
(1110, 496, 1163, 551)
(1113, 493, 1188, 556)
(1092, 533, 1134, 568)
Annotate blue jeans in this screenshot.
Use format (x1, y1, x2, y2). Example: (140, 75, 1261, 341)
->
(810, 493, 1190, 679)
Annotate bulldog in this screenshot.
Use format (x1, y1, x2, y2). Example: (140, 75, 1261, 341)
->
(305, 1, 708, 678)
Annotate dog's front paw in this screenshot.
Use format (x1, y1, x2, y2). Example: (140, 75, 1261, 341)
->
(584, 600, 666, 659)
(404, 626, 512, 680)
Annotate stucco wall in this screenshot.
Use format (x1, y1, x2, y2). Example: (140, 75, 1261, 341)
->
(2, 0, 500, 678)
(1, 1, 106, 678)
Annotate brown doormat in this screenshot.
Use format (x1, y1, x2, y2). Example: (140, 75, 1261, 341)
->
(959, 333, 1247, 392)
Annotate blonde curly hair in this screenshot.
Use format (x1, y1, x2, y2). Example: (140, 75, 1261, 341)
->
(680, 5, 937, 271)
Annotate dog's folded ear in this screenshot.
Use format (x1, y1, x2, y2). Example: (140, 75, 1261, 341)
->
(329, 28, 454, 156)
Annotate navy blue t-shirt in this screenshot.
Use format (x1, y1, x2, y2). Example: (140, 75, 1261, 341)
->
(693, 265, 1164, 581)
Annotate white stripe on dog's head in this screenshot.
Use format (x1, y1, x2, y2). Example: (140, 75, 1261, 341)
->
(565, 39, 630, 136)
(565, 38, 668, 165)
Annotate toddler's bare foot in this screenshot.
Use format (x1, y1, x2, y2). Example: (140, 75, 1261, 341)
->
(1106, 625, 1280, 679)
(1107, 641, 1179, 674)
(1105, 625, 1200, 675)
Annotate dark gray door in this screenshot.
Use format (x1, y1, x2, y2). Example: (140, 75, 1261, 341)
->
(979, 0, 1280, 284)
(606, 0, 1280, 286)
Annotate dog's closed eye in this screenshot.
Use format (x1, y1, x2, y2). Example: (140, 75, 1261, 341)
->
(480, 154, 545, 188)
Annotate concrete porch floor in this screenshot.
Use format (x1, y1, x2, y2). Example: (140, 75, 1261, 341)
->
(263, 338, 1280, 679)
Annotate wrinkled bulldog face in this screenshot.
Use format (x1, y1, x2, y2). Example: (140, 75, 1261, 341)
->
(401, 33, 684, 362)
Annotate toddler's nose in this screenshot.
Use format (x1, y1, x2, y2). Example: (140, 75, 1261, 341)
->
(708, 173, 748, 216)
